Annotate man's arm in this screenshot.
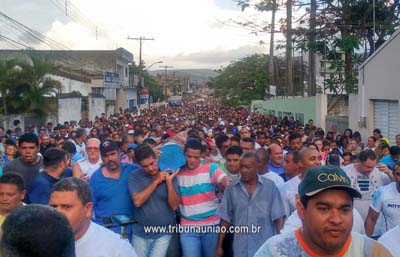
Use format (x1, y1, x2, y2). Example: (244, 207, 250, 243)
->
(72, 162, 83, 178)
(365, 207, 380, 237)
(274, 217, 284, 234)
(131, 172, 167, 208)
(165, 171, 180, 210)
(217, 176, 230, 193)
(215, 219, 231, 257)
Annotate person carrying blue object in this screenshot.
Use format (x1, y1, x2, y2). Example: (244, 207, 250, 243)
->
(129, 144, 180, 257)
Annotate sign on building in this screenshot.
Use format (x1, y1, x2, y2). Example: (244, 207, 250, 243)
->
(269, 85, 276, 96)
(104, 72, 120, 88)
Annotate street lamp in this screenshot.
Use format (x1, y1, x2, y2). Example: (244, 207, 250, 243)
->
(146, 61, 163, 71)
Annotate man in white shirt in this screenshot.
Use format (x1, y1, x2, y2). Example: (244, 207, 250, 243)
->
(256, 148, 284, 188)
(73, 129, 87, 159)
(72, 138, 102, 180)
(49, 177, 137, 257)
(378, 224, 400, 257)
(342, 149, 392, 238)
(365, 163, 400, 236)
(279, 147, 321, 216)
(342, 149, 392, 220)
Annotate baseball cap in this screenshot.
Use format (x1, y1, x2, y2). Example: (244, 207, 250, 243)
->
(299, 165, 361, 199)
(100, 140, 119, 156)
(128, 143, 137, 150)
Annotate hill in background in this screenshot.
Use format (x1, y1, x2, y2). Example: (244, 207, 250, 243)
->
(150, 69, 218, 85)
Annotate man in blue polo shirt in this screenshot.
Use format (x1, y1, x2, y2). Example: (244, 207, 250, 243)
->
(216, 152, 285, 257)
(27, 147, 69, 204)
(89, 140, 140, 236)
(129, 144, 180, 257)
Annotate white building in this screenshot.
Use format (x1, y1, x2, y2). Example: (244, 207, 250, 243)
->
(349, 28, 400, 144)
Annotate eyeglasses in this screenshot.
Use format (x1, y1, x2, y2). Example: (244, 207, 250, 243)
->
(87, 147, 99, 152)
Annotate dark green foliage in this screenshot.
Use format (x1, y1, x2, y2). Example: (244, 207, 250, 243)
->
(0, 54, 60, 117)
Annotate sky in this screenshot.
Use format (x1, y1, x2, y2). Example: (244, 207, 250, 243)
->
(0, 0, 297, 69)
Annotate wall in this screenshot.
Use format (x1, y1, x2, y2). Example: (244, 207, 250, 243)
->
(252, 96, 316, 126)
(105, 104, 115, 117)
(126, 88, 138, 110)
(88, 95, 105, 122)
(0, 113, 57, 130)
(117, 88, 126, 111)
(50, 74, 92, 96)
(351, 29, 400, 142)
(58, 97, 82, 124)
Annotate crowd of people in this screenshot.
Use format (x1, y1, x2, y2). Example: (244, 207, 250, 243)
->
(0, 97, 399, 257)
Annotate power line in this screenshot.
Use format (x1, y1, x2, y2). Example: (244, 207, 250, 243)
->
(0, 34, 34, 49)
(0, 11, 69, 50)
(50, 0, 98, 38)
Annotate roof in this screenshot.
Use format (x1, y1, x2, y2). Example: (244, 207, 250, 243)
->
(359, 27, 400, 70)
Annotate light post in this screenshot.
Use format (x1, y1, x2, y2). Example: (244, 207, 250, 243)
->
(146, 61, 163, 71)
(143, 61, 163, 109)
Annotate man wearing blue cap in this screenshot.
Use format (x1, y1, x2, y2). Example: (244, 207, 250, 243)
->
(89, 140, 140, 236)
(254, 165, 393, 257)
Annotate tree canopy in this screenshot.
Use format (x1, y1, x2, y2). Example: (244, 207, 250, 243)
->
(210, 54, 305, 106)
(232, 0, 400, 95)
(0, 54, 60, 117)
(129, 62, 163, 102)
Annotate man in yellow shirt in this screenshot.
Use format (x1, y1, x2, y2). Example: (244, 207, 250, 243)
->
(0, 173, 26, 226)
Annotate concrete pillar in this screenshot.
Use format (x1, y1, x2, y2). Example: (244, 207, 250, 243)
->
(88, 94, 105, 122)
(315, 93, 327, 131)
(117, 88, 126, 112)
(58, 95, 82, 124)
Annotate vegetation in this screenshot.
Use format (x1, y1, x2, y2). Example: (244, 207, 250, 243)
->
(233, 0, 400, 95)
(0, 54, 60, 118)
(129, 62, 163, 102)
(210, 54, 305, 107)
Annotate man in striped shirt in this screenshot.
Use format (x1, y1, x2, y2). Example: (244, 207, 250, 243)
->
(177, 139, 230, 257)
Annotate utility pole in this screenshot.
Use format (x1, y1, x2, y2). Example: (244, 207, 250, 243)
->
(159, 65, 173, 98)
(286, 0, 293, 96)
(308, 0, 317, 96)
(268, 0, 277, 96)
(127, 36, 154, 107)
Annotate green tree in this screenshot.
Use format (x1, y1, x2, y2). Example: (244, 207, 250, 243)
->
(0, 55, 60, 118)
(0, 58, 22, 115)
(233, 0, 399, 95)
(210, 54, 269, 107)
(210, 54, 305, 106)
(129, 63, 163, 102)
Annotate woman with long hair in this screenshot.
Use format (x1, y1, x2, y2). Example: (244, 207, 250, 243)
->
(89, 127, 99, 138)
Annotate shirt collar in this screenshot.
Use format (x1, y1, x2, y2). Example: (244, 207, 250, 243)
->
(234, 174, 264, 185)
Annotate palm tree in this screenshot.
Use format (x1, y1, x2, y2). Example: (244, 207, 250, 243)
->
(0, 58, 24, 115)
(0, 54, 59, 119)
(19, 55, 60, 118)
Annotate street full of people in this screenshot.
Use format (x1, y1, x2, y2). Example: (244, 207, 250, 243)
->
(0, 97, 399, 257)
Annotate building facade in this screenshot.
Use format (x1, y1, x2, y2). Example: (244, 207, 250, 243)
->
(349, 28, 400, 143)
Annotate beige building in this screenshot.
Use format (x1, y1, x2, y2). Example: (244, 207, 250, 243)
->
(349, 28, 400, 144)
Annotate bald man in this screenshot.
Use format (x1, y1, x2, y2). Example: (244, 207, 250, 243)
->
(268, 144, 284, 175)
(72, 138, 102, 180)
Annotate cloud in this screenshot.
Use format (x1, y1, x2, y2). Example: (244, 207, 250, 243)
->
(1, 0, 307, 69)
(168, 44, 266, 68)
